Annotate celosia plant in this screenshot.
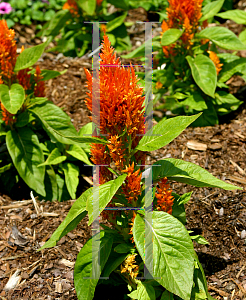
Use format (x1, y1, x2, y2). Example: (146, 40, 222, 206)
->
(0, 20, 100, 200)
(125, 0, 246, 126)
(38, 0, 131, 57)
(39, 34, 241, 300)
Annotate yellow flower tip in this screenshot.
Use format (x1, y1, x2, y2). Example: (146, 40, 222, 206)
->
(121, 254, 139, 279)
(208, 51, 223, 75)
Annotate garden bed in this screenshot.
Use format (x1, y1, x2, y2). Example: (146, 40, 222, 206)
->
(1, 5, 246, 298)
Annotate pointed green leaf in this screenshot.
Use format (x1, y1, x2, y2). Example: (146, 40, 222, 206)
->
(161, 290, 174, 300)
(133, 212, 194, 300)
(74, 231, 113, 300)
(87, 174, 127, 225)
(200, 0, 225, 22)
(196, 27, 246, 50)
(67, 144, 92, 165)
(62, 162, 79, 199)
(106, 12, 127, 32)
(216, 10, 246, 24)
(44, 167, 58, 201)
(0, 84, 25, 114)
(38, 187, 92, 250)
(135, 114, 201, 152)
(152, 158, 241, 190)
(29, 103, 106, 145)
(239, 28, 246, 44)
(101, 252, 128, 277)
(161, 29, 184, 46)
(14, 39, 51, 72)
(6, 128, 46, 196)
(40, 69, 67, 81)
(129, 281, 156, 300)
(186, 55, 217, 97)
(38, 148, 67, 167)
(77, 0, 96, 15)
(218, 56, 246, 83)
(39, 10, 70, 37)
(114, 243, 135, 253)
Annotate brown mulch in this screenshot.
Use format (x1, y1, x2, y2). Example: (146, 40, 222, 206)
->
(1, 4, 246, 299)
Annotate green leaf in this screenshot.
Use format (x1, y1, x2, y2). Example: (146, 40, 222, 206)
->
(106, 12, 127, 32)
(186, 55, 217, 98)
(0, 163, 12, 174)
(77, 0, 96, 15)
(114, 243, 134, 253)
(135, 114, 201, 152)
(193, 253, 215, 300)
(40, 69, 67, 81)
(108, 0, 129, 10)
(14, 40, 50, 72)
(191, 99, 218, 127)
(44, 167, 58, 201)
(38, 187, 92, 250)
(0, 84, 25, 114)
(133, 212, 195, 300)
(74, 231, 113, 300)
(86, 174, 127, 225)
(62, 162, 79, 199)
(40, 10, 70, 37)
(161, 290, 174, 300)
(29, 102, 106, 145)
(171, 193, 186, 225)
(239, 28, 246, 44)
(129, 281, 156, 300)
(213, 91, 243, 115)
(6, 128, 46, 196)
(161, 29, 184, 46)
(181, 92, 208, 113)
(38, 148, 67, 167)
(200, 0, 225, 22)
(67, 144, 92, 165)
(216, 10, 246, 24)
(190, 235, 209, 245)
(196, 27, 246, 50)
(218, 57, 246, 83)
(122, 38, 161, 59)
(101, 252, 128, 277)
(152, 158, 241, 190)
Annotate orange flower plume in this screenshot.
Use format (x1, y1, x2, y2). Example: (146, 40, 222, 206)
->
(84, 34, 146, 228)
(34, 65, 45, 97)
(155, 177, 174, 214)
(208, 51, 223, 75)
(63, 0, 79, 17)
(0, 20, 17, 84)
(0, 102, 16, 126)
(84, 34, 145, 185)
(161, 0, 204, 56)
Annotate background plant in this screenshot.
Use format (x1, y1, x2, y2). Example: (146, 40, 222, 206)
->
(37, 0, 133, 57)
(124, 0, 246, 126)
(39, 34, 240, 300)
(4, 0, 66, 28)
(0, 20, 103, 201)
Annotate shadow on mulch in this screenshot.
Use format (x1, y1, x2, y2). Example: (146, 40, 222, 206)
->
(197, 252, 237, 275)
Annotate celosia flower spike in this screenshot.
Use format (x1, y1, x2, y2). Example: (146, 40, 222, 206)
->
(155, 177, 174, 214)
(0, 20, 17, 83)
(161, 0, 204, 56)
(121, 254, 139, 279)
(34, 65, 45, 97)
(63, 0, 79, 17)
(208, 51, 223, 75)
